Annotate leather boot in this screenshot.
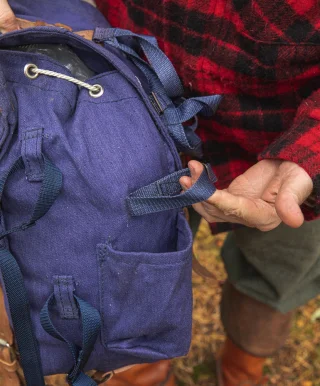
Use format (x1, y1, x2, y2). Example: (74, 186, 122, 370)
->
(216, 338, 267, 386)
(217, 281, 293, 385)
(99, 361, 177, 386)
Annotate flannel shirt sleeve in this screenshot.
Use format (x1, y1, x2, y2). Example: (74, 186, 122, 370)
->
(258, 90, 320, 220)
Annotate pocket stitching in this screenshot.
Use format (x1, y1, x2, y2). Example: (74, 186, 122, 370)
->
(101, 243, 192, 267)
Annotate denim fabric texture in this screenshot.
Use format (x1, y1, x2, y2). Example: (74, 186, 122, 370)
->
(0, 1, 197, 377)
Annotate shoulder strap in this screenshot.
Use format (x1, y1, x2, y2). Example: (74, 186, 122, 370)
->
(0, 286, 21, 386)
(0, 155, 62, 386)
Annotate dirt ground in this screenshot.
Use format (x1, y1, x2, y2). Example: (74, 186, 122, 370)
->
(174, 220, 320, 386)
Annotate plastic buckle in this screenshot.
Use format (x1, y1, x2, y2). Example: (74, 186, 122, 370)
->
(202, 163, 217, 184)
(149, 92, 164, 115)
(202, 163, 212, 179)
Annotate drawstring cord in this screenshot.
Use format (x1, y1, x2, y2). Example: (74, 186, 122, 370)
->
(24, 64, 104, 98)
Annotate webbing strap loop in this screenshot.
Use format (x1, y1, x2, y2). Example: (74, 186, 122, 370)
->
(40, 294, 101, 386)
(126, 164, 217, 216)
(0, 155, 62, 386)
(94, 27, 184, 98)
(93, 28, 222, 156)
(0, 156, 62, 240)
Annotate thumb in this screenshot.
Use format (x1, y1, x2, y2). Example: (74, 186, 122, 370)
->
(275, 169, 313, 228)
(179, 160, 204, 190)
(0, 0, 19, 33)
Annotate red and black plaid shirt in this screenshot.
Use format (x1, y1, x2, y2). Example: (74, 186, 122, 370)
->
(96, 0, 320, 233)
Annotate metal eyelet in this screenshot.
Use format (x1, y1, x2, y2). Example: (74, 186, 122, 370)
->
(89, 84, 104, 98)
(24, 63, 39, 79)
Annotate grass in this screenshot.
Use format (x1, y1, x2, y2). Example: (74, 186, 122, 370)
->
(174, 220, 320, 386)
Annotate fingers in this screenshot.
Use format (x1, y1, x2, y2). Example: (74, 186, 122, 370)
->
(191, 189, 280, 230)
(206, 189, 281, 230)
(179, 161, 225, 222)
(229, 159, 280, 198)
(179, 160, 204, 190)
(180, 160, 281, 230)
(276, 190, 303, 228)
(179, 159, 313, 230)
(275, 166, 313, 228)
(179, 161, 243, 225)
(0, 0, 19, 33)
(190, 200, 238, 225)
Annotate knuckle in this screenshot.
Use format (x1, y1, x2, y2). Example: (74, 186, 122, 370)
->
(223, 207, 243, 218)
(0, 10, 15, 28)
(203, 202, 217, 215)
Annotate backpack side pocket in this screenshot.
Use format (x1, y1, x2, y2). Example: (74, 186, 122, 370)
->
(97, 212, 193, 364)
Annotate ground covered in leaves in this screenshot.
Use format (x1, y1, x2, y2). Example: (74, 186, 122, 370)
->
(174, 220, 320, 386)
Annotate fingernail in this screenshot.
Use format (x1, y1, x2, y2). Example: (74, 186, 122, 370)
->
(189, 163, 195, 173)
(180, 183, 187, 190)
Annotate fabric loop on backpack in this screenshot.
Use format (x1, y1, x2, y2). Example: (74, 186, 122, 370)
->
(165, 96, 222, 125)
(126, 164, 217, 216)
(40, 293, 101, 386)
(21, 128, 44, 182)
(162, 96, 222, 155)
(0, 155, 63, 386)
(94, 27, 184, 98)
(0, 155, 62, 240)
(95, 30, 166, 99)
(94, 28, 222, 155)
(105, 43, 217, 155)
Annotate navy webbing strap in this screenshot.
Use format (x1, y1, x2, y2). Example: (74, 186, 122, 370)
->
(0, 247, 45, 386)
(0, 156, 62, 238)
(163, 95, 222, 154)
(0, 155, 63, 386)
(94, 27, 184, 98)
(93, 28, 222, 156)
(40, 294, 101, 386)
(126, 164, 217, 216)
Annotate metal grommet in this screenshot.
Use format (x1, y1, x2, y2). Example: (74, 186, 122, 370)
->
(24, 64, 39, 79)
(89, 84, 104, 98)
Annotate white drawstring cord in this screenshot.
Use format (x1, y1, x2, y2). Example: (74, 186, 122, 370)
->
(24, 63, 104, 98)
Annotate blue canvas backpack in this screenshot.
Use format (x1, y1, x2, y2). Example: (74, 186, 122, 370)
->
(0, 1, 221, 385)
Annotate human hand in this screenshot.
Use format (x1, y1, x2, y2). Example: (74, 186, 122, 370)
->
(180, 159, 313, 231)
(0, 0, 18, 33)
